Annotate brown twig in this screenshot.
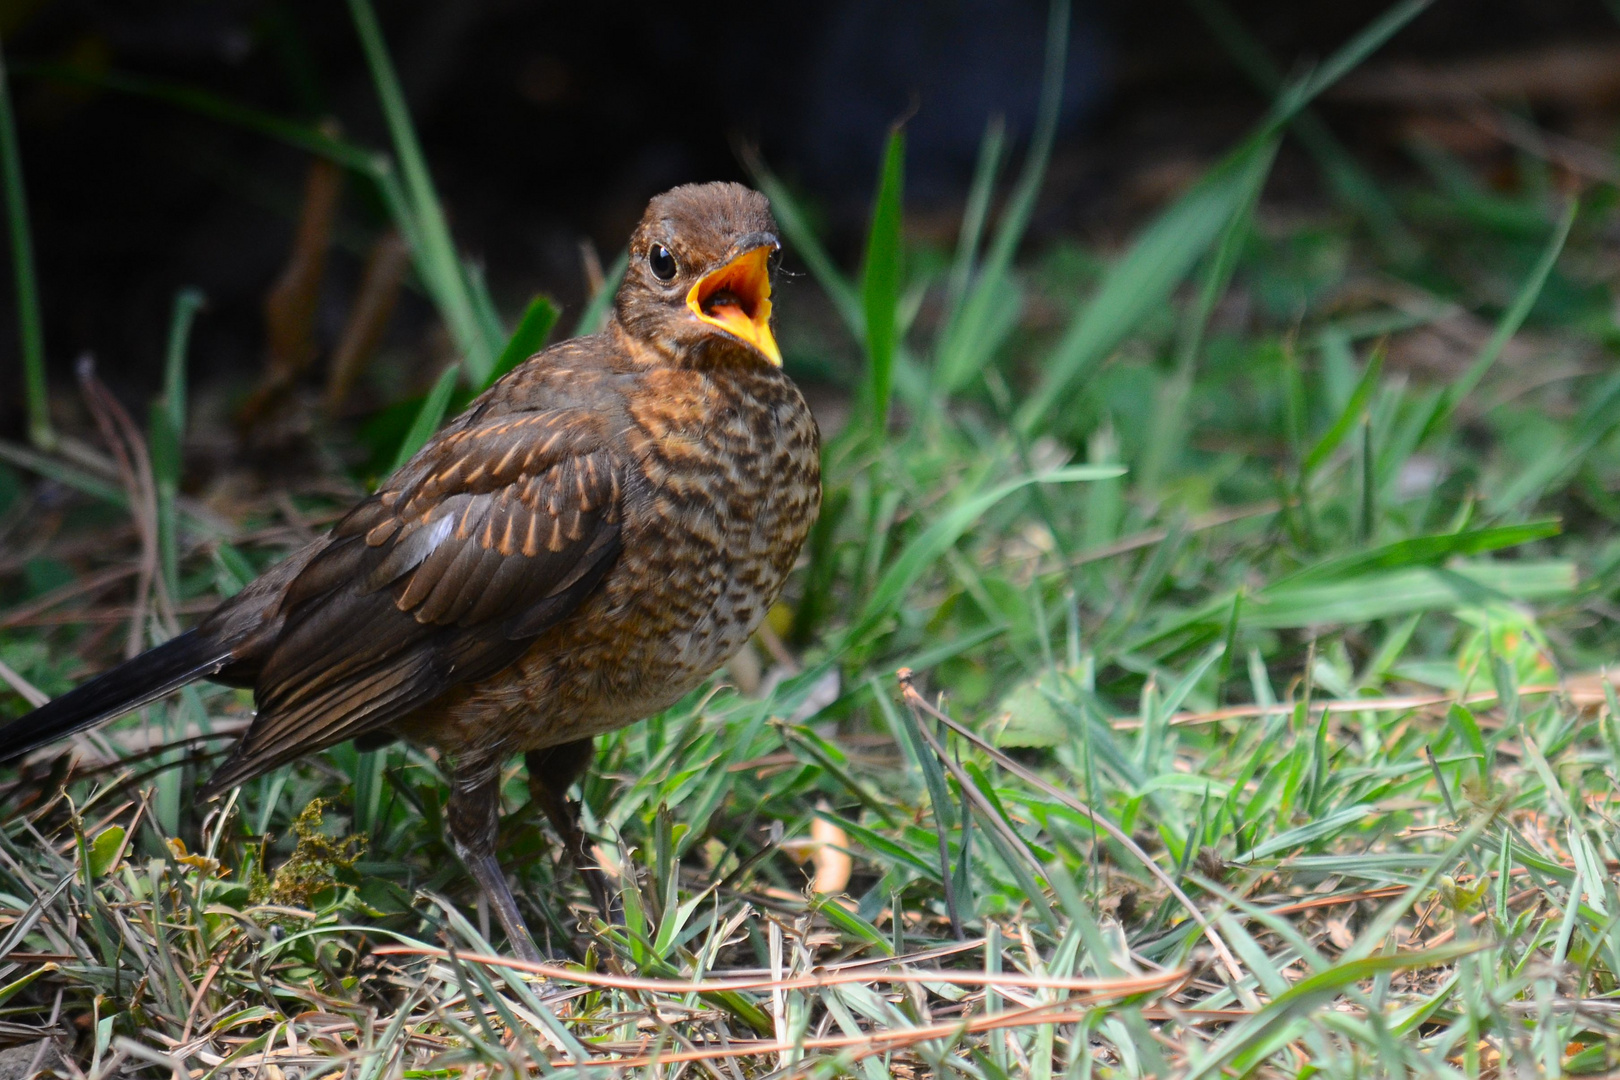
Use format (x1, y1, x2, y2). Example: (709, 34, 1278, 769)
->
(1068, 501, 1280, 570)
(3, 600, 218, 627)
(326, 229, 411, 413)
(1262, 885, 1408, 916)
(0, 657, 47, 707)
(1106, 681, 1599, 732)
(75, 358, 169, 654)
(239, 143, 344, 427)
(596, 998, 1169, 1071)
(0, 564, 137, 628)
(370, 943, 1186, 996)
(1466, 106, 1620, 186)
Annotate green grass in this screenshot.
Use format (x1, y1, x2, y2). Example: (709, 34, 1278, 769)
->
(0, 34, 51, 451)
(6, 0, 1620, 1074)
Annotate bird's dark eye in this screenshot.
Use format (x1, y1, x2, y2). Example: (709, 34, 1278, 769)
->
(648, 244, 677, 281)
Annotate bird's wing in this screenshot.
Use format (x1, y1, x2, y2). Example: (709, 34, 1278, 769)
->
(205, 408, 624, 791)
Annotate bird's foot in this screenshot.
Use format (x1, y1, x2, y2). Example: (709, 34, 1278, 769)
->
(461, 849, 543, 963)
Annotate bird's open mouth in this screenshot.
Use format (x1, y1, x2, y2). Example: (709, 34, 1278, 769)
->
(687, 244, 782, 365)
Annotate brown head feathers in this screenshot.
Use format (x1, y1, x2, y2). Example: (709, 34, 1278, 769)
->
(612, 182, 783, 367)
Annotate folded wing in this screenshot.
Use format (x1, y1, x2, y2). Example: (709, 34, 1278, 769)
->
(205, 408, 623, 791)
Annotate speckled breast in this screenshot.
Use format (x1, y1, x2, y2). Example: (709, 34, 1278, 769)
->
(423, 361, 820, 755)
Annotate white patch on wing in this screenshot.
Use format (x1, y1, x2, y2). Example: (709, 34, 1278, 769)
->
(421, 512, 457, 562)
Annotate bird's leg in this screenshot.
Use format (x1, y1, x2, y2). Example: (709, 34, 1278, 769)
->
(445, 754, 542, 963)
(526, 739, 618, 922)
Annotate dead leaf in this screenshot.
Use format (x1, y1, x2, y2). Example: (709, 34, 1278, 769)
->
(811, 805, 852, 895)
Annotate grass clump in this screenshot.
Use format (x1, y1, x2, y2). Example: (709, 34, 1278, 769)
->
(6, 0, 1620, 1075)
(249, 798, 367, 909)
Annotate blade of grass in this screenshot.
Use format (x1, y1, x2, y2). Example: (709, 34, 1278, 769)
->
(956, 762, 1062, 933)
(391, 364, 459, 471)
(1014, 136, 1279, 434)
(1420, 197, 1576, 444)
(0, 439, 125, 506)
(1138, 175, 1259, 494)
(1232, 805, 1375, 863)
(0, 38, 51, 450)
(572, 248, 626, 336)
(1142, 642, 1226, 777)
(1485, 372, 1620, 513)
(1127, 560, 1573, 655)
(858, 126, 905, 445)
(15, 62, 385, 175)
(942, 116, 1006, 328)
(1263, 0, 1435, 122)
(1279, 520, 1562, 585)
(1187, 0, 1418, 263)
(481, 294, 558, 390)
(462, 260, 506, 357)
(934, 0, 1069, 392)
(1302, 340, 1385, 481)
(1016, 0, 1433, 434)
(346, 0, 493, 382)
(742, 153, 862, 335)
(1188, 944, 1482, 1079)
(352, 744, 388, 842)
(873, 681, 961, 937)
(845, 464, 1123, 647)
(148, 288, 205, 602)
(0, 437, 234, 540)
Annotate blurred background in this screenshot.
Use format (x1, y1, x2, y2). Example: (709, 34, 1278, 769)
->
(1, 0, 1618, 444)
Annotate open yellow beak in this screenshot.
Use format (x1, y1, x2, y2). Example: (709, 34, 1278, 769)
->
(686, 244, 782, 365)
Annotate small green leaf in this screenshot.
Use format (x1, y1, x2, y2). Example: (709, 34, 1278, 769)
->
(813, 895, 893, 954)
(0, 963, 54, 1008)
(89, 826, 125, 878)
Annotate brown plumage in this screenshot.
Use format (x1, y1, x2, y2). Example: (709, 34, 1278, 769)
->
(0, 182, 821, 959)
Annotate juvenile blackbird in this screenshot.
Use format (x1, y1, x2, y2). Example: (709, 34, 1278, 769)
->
(0, 182, 821, 960)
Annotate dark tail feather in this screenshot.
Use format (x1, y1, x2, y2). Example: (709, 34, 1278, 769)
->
(0, 630, 234, 765)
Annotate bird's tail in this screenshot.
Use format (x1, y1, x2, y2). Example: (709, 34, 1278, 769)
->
(0, 630, 234, 765)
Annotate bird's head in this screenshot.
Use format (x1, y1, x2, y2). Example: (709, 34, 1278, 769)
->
(613, 182, 783, 368)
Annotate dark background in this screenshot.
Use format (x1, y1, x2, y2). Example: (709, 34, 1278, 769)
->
(1, 0, 1617, 438)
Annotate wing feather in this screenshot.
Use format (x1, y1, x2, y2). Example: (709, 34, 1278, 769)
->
(204, 408, 624, 792)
